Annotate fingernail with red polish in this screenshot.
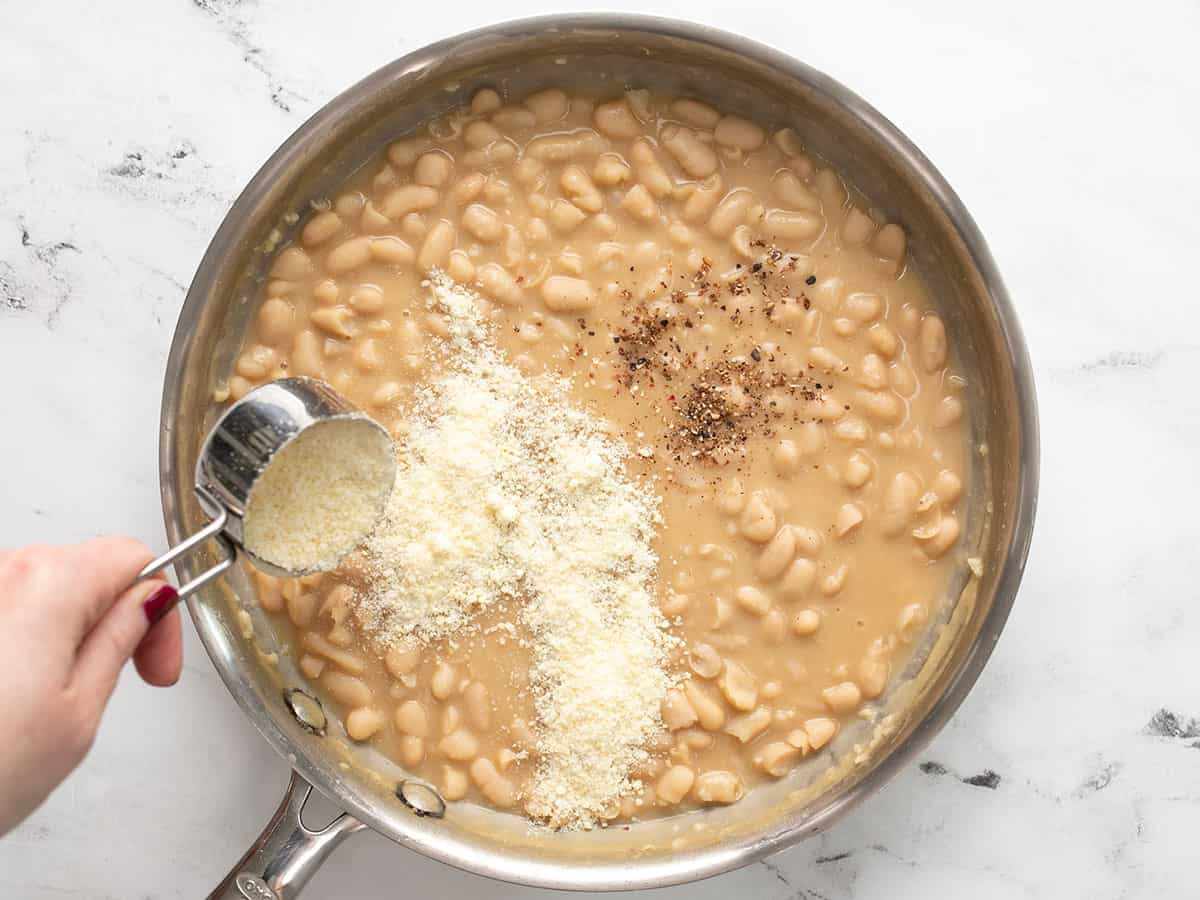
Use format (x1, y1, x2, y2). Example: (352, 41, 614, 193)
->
(143, 584, 179, 626)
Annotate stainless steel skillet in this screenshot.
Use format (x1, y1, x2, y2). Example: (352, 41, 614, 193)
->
(157, 14, 1039, 898)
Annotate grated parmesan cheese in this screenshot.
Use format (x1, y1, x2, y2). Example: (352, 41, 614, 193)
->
(243, 418, 395, 573)
(358, 274, 675, 828)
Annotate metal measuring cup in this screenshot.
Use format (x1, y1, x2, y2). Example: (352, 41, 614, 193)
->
(137, 376, 396, 599)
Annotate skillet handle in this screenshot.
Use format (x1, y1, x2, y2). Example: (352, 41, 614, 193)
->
(208, 770, 366, 900)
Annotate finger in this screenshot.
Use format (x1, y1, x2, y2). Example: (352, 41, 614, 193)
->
(64, 537, 157, 643)
(71, 579, 177, 711)
(133, 605, 183, 687)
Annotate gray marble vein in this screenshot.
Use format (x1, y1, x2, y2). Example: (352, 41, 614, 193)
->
(0, 219, 80, 327)
(191, 0, 308, 113)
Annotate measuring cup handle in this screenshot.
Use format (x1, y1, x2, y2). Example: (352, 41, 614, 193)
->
(136, 485, 238, 601)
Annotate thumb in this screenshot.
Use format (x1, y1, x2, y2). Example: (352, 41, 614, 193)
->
(71, 579, 178, 715)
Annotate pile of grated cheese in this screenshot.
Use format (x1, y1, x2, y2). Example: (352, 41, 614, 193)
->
(357, 273, 675, 828)
(243, 417, 394, 573)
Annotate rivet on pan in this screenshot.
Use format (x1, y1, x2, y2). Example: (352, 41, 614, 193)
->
(284, 688, 327, 736)
(396, 780, 446, 818)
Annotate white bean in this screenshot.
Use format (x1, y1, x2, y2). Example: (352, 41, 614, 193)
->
(310, 306, 353, 339)
(714, 115, 765, 150)
(882, 472, 921, 537)
(384, 643, 421, 679)
(734, 585, 772, 617)
(738, 492, 777, 542)
(363, 234, 411, 267)
(758, 741, 801, 777)
(399, 736, 424, 768)
(417, 219, 455, 271)
(322, 671, 370, 707)
(656, 765, 696, 804)
(692, 770, 744, 804)
(842, 452, 874, 489)
(820, 561, 850, 596)
(463, 119, 502, 149)
(822, 681, 862, 714)
(764, 209, 823, 241)
(620, 183, 659, 222)
(469, 758, 515, 807)
(561, 165, 603, 213)
(476, 262, 523, 305)
(680, 174, 724, 222)
(662, 689, 699, 730)
(380, 184, 439, 220)
(792, 608, 821, 637)
(691, 643, 724, 679)
(771, 170, 821, 211)
(857, 389, 905, 425)
(592, 153, 632, 186)
(858, 658, 890, 700)
(441, 766, 469, 801)
(439, 730, 480, 761)
(756, 526, 796, 581)
(430, 662, 459, 701)
(469, 88, 501, 115)
(835, 503, 864, 537)
(843, 292, 883, 322)
(491, 106, 536, 131)
(671, 98, 721, 128)
(413, 151, 452, 187)
(451, 172, 485, 205)
(346, 707, 384, 741)
(325, 236, 371, 275)
(446, 249, 475, 283)
(707, 189, 755, 236)
(718, 660, 758, 711)
(804, 717, 838, 750)
(932, 470, 963, 505)
(523, 88, 568, 123)
(814, 168, 848, 208)
(593, 98, 643, 139)
(725, 707, 772, 745)
(773, 127, 804, 156)
(872, 222, 907, 262)
(629, 138, 673, 198)
(541, 275, 595, 311)
(290, 329, 323, 377)
(461, 203, 504, 242)
(527, 129, 606, 162)
(257, 298, 296, 346)
(920, 515, 961, 559)
(868, 323, 899, 358)
(684, 681, 725, 731)
(662, 124, 718, 178)
(777, 559, 817, 602)
(841, 207, 876, 245)
(919, 314, 948, 371)
(301, 211, 342, 248)
(394, 700, 429, 737)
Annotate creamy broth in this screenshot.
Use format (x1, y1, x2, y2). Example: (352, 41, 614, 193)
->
(215, 85, 969, 827)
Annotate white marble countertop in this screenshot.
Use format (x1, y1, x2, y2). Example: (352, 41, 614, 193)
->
(2, 1, 1197, 897)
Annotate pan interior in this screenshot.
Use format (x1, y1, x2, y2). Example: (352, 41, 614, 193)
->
(162, 16, 1034, 890)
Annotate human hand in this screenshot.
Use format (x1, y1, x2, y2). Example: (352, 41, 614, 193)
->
(0, 538, 183, 835)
